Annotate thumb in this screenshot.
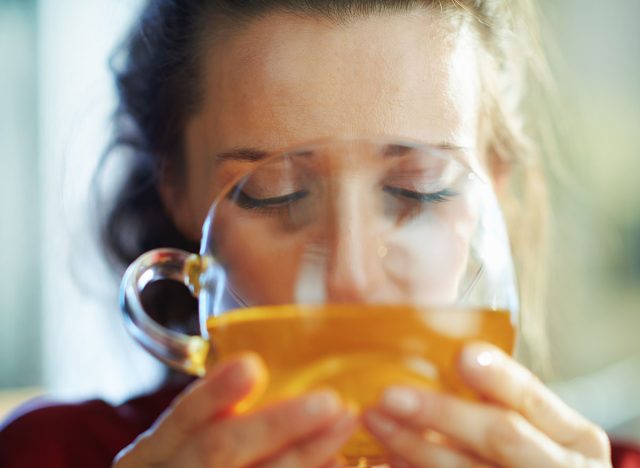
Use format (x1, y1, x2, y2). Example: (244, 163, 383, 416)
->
(156, 353, 268, 440)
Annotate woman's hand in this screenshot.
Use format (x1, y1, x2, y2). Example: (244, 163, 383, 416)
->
(363, 343, 611, 468)
(113, 354, 356, 468)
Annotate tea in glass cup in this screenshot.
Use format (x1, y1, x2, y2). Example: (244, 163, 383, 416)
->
(121, 138, 518, 466)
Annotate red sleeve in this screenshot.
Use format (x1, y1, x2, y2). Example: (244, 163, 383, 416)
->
(0, 398, 143, 468)
(612, 439, 640, 468)
(0, 385, 183, 468)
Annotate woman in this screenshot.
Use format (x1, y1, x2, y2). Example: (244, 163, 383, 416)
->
(0, 1, 636, 467)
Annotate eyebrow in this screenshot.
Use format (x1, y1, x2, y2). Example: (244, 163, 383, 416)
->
(382, 142, 469, 158)
(434, 142, 469, 152)
(214, 142, 470, 162)
(215, 148, 268, 162)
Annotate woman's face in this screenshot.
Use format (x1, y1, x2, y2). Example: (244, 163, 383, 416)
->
(165, 9, 486, 306)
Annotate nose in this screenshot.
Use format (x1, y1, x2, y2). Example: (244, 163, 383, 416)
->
(324, 181, 385, 303)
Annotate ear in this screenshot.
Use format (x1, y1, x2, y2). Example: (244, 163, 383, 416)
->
(487, 148, 511, 197)
(157, 168, 200, 241)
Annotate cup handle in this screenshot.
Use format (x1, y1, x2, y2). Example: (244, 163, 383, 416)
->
(120, 248, 210, 376)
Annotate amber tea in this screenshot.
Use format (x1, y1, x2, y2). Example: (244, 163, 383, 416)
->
(202, 304, 515, 463)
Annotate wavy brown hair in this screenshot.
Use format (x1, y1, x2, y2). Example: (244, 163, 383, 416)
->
(97, 0, 551, 372)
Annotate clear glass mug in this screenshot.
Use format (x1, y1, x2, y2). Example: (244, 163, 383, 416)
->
(121, 137, 518, 466)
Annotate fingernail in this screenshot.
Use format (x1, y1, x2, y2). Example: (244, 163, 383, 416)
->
(305, 390, 340, 416)
(382, 387, 420, 416)
(229, 354, 263, 386)
(364, 411, 397, 435)
(461, 343, 498, 372)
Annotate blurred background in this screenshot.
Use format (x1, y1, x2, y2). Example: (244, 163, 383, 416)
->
(0, 0, 638, 442)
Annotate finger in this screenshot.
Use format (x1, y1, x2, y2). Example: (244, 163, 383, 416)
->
(458, 343, 609, 458)
(153, 353, 267, 443)
(201, 389, 347, 466)
(363, 411, 490, 468)
(254, 412, 357, 468)
(118, 353, 266, 465)
(373, 388, 584, 468)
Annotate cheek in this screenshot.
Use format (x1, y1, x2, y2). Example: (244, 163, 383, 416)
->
(213, 216, 305, 305)
(384, 199, 476, 304)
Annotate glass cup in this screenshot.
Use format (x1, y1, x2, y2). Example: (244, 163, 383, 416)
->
(121, 137, 518, 467)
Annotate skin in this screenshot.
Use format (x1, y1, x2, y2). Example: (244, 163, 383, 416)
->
(209, 139, 478, 306)
(116, 8, 611, 468)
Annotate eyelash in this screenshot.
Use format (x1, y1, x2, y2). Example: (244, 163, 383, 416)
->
(382, 186, 458, 204)
(231, 186, 458, 214)
(231, 188, 309, 213)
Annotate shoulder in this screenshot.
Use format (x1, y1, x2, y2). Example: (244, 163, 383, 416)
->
(0, 384, 185, 468)
(0, 397, 127, 467)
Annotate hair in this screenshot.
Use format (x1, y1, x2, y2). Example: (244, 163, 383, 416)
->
(97, 0, 551, 374)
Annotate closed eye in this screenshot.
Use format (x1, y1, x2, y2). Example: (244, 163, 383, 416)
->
(231, 188, 309, 211)
(382, 186, 458, 203)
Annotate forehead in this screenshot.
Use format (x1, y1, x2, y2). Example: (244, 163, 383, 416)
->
(188, 9, 480, 153)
